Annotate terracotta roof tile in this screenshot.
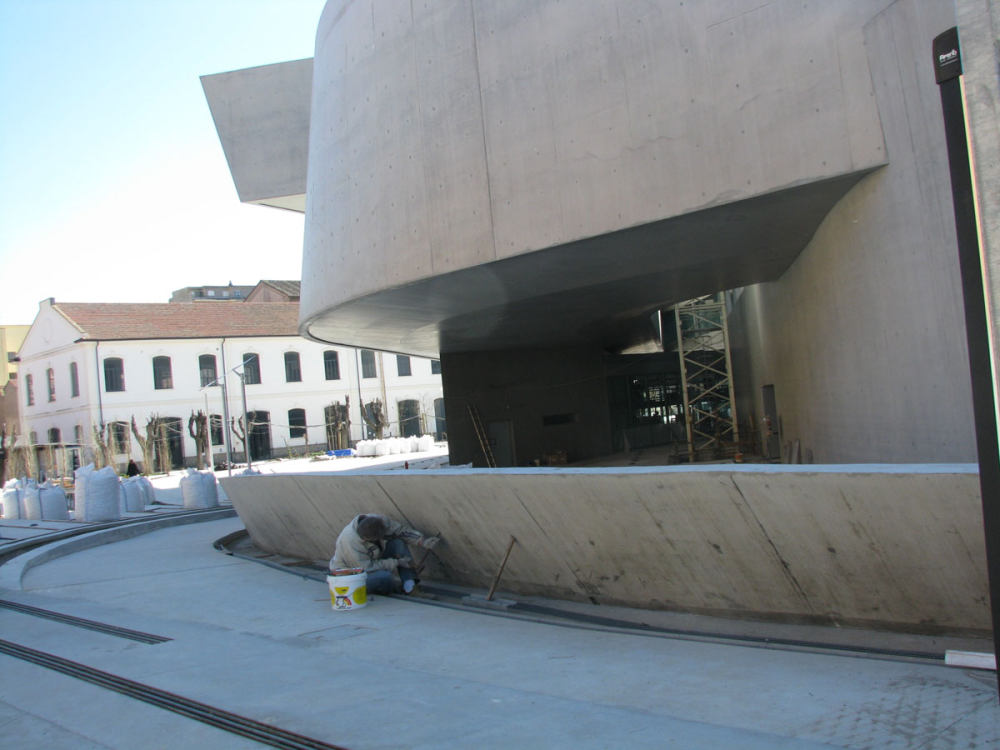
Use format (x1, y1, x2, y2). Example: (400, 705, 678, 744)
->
(53, 302, 300, 341)
(258, 280, 301, 298)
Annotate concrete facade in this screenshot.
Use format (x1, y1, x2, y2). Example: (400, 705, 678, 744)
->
(201, 59, 312, 212)
(298, 0, 888, 358)
(198, 1, 1000, 633)
(202, 0, 989, 466)
(957, 0, 1000, 426)
(221, 464, 990, 634)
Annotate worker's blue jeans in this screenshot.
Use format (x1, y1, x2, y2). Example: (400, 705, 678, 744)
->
(366, 537, 417, 594)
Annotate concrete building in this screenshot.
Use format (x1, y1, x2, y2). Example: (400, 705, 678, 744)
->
(16, 298, 444, 477)
(201, 1, 1000, 639)
(203, 0, 1000, 469)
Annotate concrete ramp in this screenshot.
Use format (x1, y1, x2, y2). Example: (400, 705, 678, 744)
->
(220, 465, 989, 634)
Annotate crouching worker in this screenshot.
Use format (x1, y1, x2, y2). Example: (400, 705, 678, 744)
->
(329, 513, 440, 595)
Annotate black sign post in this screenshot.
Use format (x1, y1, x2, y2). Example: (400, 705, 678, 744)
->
(933, 26, 1000, 695)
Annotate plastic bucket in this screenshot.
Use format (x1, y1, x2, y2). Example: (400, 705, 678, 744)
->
(327, 568, 368, 611)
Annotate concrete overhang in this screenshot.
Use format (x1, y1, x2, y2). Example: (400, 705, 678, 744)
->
(301, 169, 878, 358)
(201, 58, 311, 211)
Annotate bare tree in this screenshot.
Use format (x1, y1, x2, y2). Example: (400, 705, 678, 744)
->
(131, 416, 152, 474)
(231, 415, 247, 462)
(156, 419, 171, 473)
(362, 398, 388, 440)
(92, 425, 112, 469)
(325, 397, 351, 450)
(130, 414, 171, 474)
(188, 410, 210, 469)
(0, 424, 13, 485)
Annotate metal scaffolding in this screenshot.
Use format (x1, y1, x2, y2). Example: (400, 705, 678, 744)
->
(674, 294, 739, 461)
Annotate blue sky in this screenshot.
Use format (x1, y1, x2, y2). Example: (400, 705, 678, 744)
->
(0, 0, 326, 323)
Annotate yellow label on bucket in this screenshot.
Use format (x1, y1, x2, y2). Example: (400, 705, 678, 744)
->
(332, 583, 367, 609)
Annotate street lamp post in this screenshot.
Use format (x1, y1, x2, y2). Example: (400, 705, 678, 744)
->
(232, 364, 251, 473)
(201, 377, 234, 477)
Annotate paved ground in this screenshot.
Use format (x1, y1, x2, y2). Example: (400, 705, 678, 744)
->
(0, 514, 997, 750)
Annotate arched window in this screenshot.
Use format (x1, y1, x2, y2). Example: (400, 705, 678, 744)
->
(209, 414, 224, 446)
(109, 421, 129, 454)
(48, 427, 61, 444)
(103, 358, 125, 392)
(152, 356, 173, 390)
(284, 351, 302, 382)
(199, 354, 218, 387)
(288, 408, 306, 439)
(69, 361, 80, 397)
(361, 349, 377, 378)
(242, 352, 261, 384)
(324, 350, 340, 380)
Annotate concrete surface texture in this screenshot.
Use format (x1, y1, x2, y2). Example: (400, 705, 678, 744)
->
(220, 464, 991, 633)
(728, 0, 978, 464)
(956, 0, 1000, 412)
(1, 515, 997, 750)
(298, 0, 888, 355)
(201, 58, 311, 210)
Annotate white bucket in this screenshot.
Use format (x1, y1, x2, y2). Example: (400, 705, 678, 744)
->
(327, 569, 368, 611)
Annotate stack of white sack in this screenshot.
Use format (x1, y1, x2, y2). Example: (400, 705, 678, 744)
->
(120, 475, 155, 512)
(355, 435, 437, 458)
(74, 464, 122, 522)
(2, 479, 71, 521)
(179, 469, 219, 509)
(27, 481, 70, 521)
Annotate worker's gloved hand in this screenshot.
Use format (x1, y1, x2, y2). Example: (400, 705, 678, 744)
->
(395, 556, 414, 569)
(419, 536, 441, 549)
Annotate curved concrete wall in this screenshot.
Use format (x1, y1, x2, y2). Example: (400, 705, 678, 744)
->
(727, 0, 976, 463)
(301, 0, 887, 354)
(221, 465, 990, 634)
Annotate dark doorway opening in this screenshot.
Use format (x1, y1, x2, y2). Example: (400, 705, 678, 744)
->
(247, 411, 271, 461)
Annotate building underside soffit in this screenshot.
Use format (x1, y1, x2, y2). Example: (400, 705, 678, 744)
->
(302, 169, 878, 358)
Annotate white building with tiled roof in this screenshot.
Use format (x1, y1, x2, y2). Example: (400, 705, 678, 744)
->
(16, 298, 444, 476)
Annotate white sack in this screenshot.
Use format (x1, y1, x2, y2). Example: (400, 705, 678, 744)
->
(180, 469, 219, 509)
(2, 482, 22, 520)
(74, 464, 121, 522)
(138, 476, 156, 507)
(121, 477, 146, 512)
(22, 484, 41, 520)
(38, 482, 70, 521)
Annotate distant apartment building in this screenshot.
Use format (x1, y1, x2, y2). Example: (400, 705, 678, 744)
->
(1, 325, 30, 432)
(169, 282, 256, 303)
(16, 298, 444, 476)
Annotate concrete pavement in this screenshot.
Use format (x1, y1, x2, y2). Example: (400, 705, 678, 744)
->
(0, 514, 997, 749)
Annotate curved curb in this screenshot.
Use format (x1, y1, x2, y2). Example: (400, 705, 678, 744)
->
(0, 508, 237, 592)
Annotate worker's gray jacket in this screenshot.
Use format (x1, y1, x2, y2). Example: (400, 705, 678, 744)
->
(330, 514, 423, 573)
